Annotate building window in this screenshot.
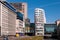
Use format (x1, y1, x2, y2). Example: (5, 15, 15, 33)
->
(39, 27, 43, 29)
(37, 33, 43, 35)
(37, 33, 40, 35)
(41, 24, 44, 26)
(36, 30, 43, 32)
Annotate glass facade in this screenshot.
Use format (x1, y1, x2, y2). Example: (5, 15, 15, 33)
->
(30, 23, 35, 33)
(44, 24, 57, 33)
(16, 12, 23, 21)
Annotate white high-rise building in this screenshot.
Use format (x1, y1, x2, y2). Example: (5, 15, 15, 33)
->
(35, 8, 46, 36)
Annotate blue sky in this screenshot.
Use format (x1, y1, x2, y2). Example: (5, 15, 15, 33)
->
(7, 0, 60, 23)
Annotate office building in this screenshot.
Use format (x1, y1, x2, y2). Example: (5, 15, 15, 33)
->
(44, 23, 57, 37)
(44, 20, 60, 38)
(25, 18, 30, 33)
(10, 2, 27, 19)
(25, 23, 35, 36)
(35, 8, 46, 36)
(10, 3, 28, 34)
(16, 12, 24, 36)
(30, 23, 35, 36)
(16, 19, 24, 36)
(0, 1, 17, 36)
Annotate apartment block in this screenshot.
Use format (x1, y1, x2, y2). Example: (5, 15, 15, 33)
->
(10, 3, 27, 34)
(0, 1, 17, 36)
(10, 2, 27, 19)
(16, 12, 24, 36)
(35, 8, 46, 36)
(16, 19, 23, 32)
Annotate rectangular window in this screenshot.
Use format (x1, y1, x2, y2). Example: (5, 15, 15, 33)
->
(37, 33, 43, 35)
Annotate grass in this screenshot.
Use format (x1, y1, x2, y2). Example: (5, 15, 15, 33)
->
(18, 36, 44, 40)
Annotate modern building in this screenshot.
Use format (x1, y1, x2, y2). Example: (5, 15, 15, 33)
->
(16, 19, 23, 33)
(44, 20, 60, 38)
(10, 3, 28, 34)
(0, 1, 17, 36)
(35, 8, 46, 36)
(30, 23, 35, 36)
(55, 20, 60, 39)
(16, 12, 24, 36)
(25, 23, 35, 36)
(10, 2, 27, 19)
(25, 18, 30, 34)
(44, 23, 57, 37)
